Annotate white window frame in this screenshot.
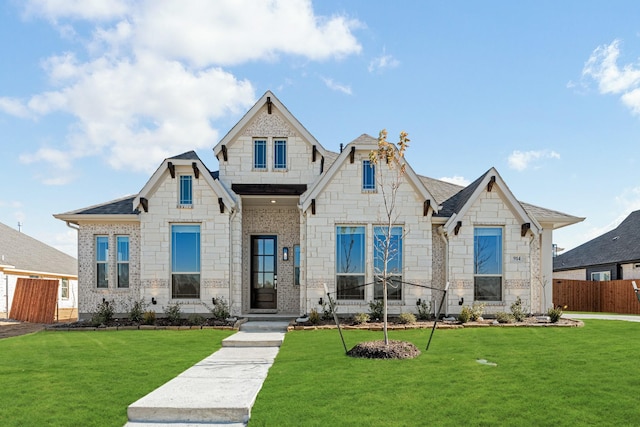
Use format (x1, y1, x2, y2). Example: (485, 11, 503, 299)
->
(178, 175, 193, 208)
(591, 271, 611, 281)
(253, 139, 267, 170)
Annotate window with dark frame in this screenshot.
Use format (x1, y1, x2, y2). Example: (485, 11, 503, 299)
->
(294, 244, 300, 286)
(117, 236, 130, 288)
(374, 226, 403, 300)
(96, 236, 108, 288)
(179, 175, 193, 206)
(254, 139, 267, 169)
(474, 227, 503, 301)
(274, 138, 287, 169)
(171, 224, 201, 299)
(336, 226, 365, 300)
(362, 160, 375, 191)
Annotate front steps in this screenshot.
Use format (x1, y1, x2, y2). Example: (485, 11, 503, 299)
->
(125, 321, 288, 427)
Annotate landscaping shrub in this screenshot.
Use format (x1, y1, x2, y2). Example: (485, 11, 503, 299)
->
(368, 299, 384, 322)
(547, 305, 564, 323)
(398, 312, 416, 324)
(128, 299, 147, 324)
(210, 297, 230, 321)
(495, 311, 515, 324)
(470, 301, 486, 321)
(90, 300, 114, 326)
(187, 313, 205, 326)
(309, 309, 320, 325)
(320, 295, 336, 320)
(142, 310, 156, 325)
(353, 312, 370, 324)
(510, 297, 527, 322)
(163, 302, 182, 325)
(458, 306, 472, 323)
(416, 299, 432, 321)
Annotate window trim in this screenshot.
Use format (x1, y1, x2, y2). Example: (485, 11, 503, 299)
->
(60, 278, 69, 300)
(591, 271, 611, 281)
(171, 224, 201, 299)
(253, 139, 267, 170)
(373, 226, 403, 301)
(116, 235, 130, 288)
(96, 236, 108, 288)
(362, 160, 376, 191)
(178, 175, 193, 207)
(274, 138, 287, 170)
(293, 244, 300, 286)
(473, 227, 503, 301)
(336, 225, 366, 300)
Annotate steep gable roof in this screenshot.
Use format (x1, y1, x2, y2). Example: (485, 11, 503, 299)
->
(0, 222, 77, 276)
(213, 90, 329, 160)
(554, 210, 640, 271)
(300, 134, 438, 213)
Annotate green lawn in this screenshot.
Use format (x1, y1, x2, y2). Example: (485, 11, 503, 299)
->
(250, 321, 640, 427)
(0, 329, 234, 427)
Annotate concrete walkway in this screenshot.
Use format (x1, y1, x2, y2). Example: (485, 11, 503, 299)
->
(563, 313, 640, 322)
(124, 321, 289, 427)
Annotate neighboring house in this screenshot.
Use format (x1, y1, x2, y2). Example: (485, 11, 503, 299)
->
(553, 210, 640, 281)
(0, 221, 78, 317)
(55, 91, 583, 320)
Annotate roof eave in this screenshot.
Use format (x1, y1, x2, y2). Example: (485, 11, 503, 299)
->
(53, 214, 140, 224)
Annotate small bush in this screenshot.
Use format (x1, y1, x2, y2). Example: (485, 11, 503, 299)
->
(495, 311, 515, 324)
(353, 312, 370, 324)
(128, 299, 147, 324)
(210, 297, 230, 321)
(309, 309, 320, 325)
(547, 305, 564, 323)
(458, 306, 472, 323)
(90, 300, 114, 326)
(398, 312, 416, 324)
(470, 301, 486, 321)
(142, 310, 156, 325)
(510, 297, 527, 322)
(187, 313, 205, 326)
(163, 302, 182, 325)
(368, 300, 384, 322)
(320, 295, 337, 320)
(416, 300, 432, 321)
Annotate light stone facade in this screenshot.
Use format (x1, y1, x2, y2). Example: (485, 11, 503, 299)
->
(60, 91, 578, 320)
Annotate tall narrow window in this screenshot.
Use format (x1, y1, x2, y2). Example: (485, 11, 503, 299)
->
(171, 224, 201, 299)
(179, 175, 193, 206)
(474, 228, 503, 301)
(362, 160, 376, 191)
(61, 278, 69, 299)
(117, 236, 130, 288)
(274, 139, 287, 169)
(336, 226, 365, 300)
(254, 139, 267, 169)
(374, 226, 403, 300)
(96, 236, 108, 288)
(294, 244, 300, 286)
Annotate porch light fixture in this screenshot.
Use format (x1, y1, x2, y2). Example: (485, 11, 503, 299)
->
(151, 297, 157, 305)
(319, 297, 323, 305)
(270, 199, 276, 204)
(212, 297, 217, 305)
(283, 247, 289, 261)
(458, 297, 464, 306)
(416, 298, 422, 306)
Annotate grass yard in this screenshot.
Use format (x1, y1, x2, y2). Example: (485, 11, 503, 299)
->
(250, 320, 640, 427)
(0, 329, 234, 427)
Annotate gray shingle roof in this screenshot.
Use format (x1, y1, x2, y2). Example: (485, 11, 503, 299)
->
(70, 196, 139, 215)
(169, 150, 201, 161)
(0, 222, 77, 275)
(553, 210, 640, 271)
(432, 170, 491, 217)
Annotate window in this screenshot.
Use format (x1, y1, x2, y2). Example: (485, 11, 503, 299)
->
(474, 228, 503, 301)
(591, 271, 611, 281)
(336, 226, 365, 300)
(171, 224, 200, 299)
(254, 139, 267, 169)
(274, 139, 287, 169)
(61, 278, 69, 299)
(294, 244, 300, 286)
(117, 236, 130, 288)
(179, 175, 193, 206)
(374, 226, 403, 300)
(362, 160, 375, 191)
(96, 236, 108, 288)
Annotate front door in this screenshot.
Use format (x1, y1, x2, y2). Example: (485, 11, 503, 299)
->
(251, 235, 277, 309)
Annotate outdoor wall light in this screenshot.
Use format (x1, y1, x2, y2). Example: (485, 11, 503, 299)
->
(319, 297, 323, 305)
(212, 297, 217, 305)
(151, 297, 157, 305)
(458, 297, 464, 306)
(416, 298, 422, 306)
(283, 247, 289, 261)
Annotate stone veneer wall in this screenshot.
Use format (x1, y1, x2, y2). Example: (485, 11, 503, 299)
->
(242, 206, 300, 314)
(77, 222, 140, 318)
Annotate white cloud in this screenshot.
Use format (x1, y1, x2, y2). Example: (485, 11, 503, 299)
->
(439, 175, 470, 186)
(582, 39, 640, 115)
(6, 0, 363, 180)
(507, 149, 560, 171)
(321, 77, 352, 95)
(368, 47, 399, 73)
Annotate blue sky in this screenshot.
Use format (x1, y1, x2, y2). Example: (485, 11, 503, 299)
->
(1, 0, 640, 257)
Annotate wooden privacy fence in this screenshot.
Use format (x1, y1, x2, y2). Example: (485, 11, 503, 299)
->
(9, 278, 59, 323)
(553, 279, 640, 315)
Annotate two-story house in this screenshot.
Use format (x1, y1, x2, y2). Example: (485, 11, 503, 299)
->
(55, 91, 583, 320)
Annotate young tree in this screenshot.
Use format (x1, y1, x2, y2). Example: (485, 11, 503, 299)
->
(369, 129, 409, 345)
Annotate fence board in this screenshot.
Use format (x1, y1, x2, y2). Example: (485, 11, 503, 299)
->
(9, 278, 59, 323)
(553, 279, 640, 315)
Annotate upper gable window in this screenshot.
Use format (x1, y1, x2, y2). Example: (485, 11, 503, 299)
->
(274, 139, 287, 170)
(362, 160, 376, 191)
(179, 175, 193, 206)
(254, 139, 267, 170)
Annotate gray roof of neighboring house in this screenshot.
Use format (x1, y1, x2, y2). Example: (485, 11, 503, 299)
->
(553, 210, 640, 271)
(0, 222, 77, 276)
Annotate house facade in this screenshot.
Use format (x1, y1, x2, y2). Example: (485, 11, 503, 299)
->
(0, 221, 78, 319)
(55, 91, 583, 320)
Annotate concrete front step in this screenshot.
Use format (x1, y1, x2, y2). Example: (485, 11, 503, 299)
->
(222, 331, 285, 347)
(239, 321, 290, 333)
(127, 347, 279, 425)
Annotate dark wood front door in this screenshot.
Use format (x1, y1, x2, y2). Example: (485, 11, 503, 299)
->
(251, 235, 277, 309)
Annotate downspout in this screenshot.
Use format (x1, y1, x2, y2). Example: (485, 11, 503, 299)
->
(437, 226, 449, 316)
(65, 221, 79, 231)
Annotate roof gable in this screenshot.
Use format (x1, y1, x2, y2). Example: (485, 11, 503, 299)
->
(442, 167, 541, 236)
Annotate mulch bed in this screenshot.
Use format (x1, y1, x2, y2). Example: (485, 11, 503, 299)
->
(0, 322, 46, 339)
(347, 339, 421, 359)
